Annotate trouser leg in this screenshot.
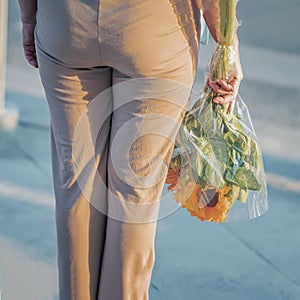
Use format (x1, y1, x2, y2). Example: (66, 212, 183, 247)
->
(97, 68, 196, 299)
(36, 45, 113, 300)
(96, 2, 200, 296)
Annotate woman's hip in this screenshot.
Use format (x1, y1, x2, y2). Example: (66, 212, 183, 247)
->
(35, 0, 201, 80)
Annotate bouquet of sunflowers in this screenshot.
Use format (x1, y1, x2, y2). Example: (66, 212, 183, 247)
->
(165, 0, 269, 223)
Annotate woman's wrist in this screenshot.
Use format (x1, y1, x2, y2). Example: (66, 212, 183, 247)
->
(18, 0, 37, 24)
(22, 22, 36, 36)
(21, 17, 36, 25)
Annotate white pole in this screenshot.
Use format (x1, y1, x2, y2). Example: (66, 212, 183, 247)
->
(0, 0, 19, 132)
(0, 0, 8, 111)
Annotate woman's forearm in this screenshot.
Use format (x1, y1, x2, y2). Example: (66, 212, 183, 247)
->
(17, 0, 37, 24)
(196, 0, 239, 48)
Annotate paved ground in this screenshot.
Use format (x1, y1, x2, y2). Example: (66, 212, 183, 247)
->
(1, 1, 300, 299)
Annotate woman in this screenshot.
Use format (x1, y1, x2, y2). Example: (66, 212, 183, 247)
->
(18, 0, 243, 299)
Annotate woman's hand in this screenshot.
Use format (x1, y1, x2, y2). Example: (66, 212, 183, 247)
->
(206, 50, 244, 114)
(21, 22, 38, 68)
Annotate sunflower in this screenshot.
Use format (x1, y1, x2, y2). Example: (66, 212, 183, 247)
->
(182, 184, 233, 224)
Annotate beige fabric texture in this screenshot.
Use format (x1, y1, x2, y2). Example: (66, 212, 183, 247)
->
(34, 0, 201, 299)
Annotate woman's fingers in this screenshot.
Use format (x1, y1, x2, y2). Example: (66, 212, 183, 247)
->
(213, 93, 233, 105)
(217, 79, 234, 92)
(226, 98, 236, 114)
(22, 22, 39, 68)
(229, 77, 240, 91)
(209, 76, 241, 114)
(213, 92, 237, 114)
(24, 44, 38, 68)
(209, 80, 233, 95)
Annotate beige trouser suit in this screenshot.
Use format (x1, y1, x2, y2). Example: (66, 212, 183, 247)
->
(34, 0, 201, 299)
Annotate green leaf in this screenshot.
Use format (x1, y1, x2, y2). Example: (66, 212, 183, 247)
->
(190, 137, 225, 188)
(238, 187, 249, 203)
(225, 184, 248, 203)
(197, 97, 215, 136)
(225, 167, 262, 191)
(224, 130, 251, 156)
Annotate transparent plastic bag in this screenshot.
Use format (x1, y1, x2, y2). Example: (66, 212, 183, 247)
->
(164, 0, 269, 223)
(165, 90, 269, 223)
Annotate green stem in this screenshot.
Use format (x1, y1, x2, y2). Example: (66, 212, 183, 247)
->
(219, 0, 237, 45)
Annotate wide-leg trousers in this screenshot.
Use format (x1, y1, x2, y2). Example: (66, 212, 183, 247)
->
(34, 0, 201, 299)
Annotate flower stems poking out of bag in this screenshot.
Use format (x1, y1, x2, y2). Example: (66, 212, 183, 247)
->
(165, 0, 268, 224)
